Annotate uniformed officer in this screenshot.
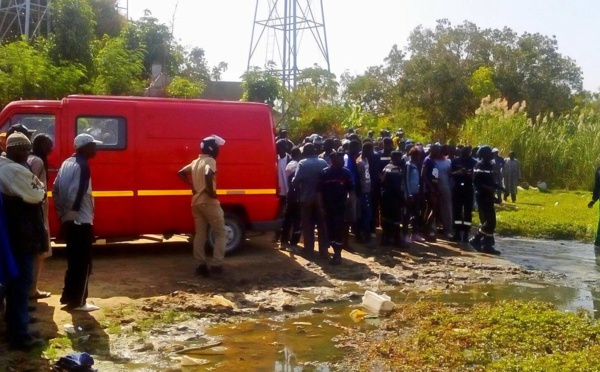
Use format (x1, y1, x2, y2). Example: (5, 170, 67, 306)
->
(588, 165, 600, 247)
(469, 146, 503, 255)
(451, 146, 477, 243)
(380, 151, 405, 248)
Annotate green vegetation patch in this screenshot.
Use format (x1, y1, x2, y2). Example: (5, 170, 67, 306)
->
(349, 301, 600, 371)
(488, 189, 597, 242)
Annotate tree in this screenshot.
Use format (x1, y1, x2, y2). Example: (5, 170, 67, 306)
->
(51, 0, 96, 66)
(241, 67, 281, 106)
(91, 35, 145, 95)
(91, 0, 126, 38)
(166, 76, 205, 98)
(470, 66, 498, 99)
(0, 40, 84, 106)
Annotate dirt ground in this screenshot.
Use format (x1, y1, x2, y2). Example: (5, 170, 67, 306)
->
(0, 233, 546, 371)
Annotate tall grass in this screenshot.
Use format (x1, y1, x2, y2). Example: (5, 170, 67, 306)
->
(461, 97, 600, 189)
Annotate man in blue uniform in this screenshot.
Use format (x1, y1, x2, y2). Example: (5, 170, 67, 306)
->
(318, 152, 354, 265)
(451, 146, 477, 243)
(469, 146, 503, 255)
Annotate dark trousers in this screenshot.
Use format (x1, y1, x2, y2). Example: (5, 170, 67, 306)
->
(357, 193, 373, 243)
(407, 194, 422, 234)
(473, 195, 497, 248)
(371, 188, 381, 232)
(381, 195, 401, 245)
(280, 198, 302, 246)
(324, 205, 345, 258)
(453, 187, 474, 233)
(61, 222, 93, 308)
(5, 252, 34, 344)
(301, 200, 328, 253)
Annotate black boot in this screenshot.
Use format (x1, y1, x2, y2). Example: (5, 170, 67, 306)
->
(469, 234, 483, 252)
(482, 236, 501, 255)
(462, 226, 470, 243)
(451, 231, 462, 242)
(380, 229, 391, 246)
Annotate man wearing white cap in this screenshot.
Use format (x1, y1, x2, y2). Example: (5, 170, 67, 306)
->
(0, 132, 47, 350)
(53, 133, 101, 312)
(178, 135, 226, 277)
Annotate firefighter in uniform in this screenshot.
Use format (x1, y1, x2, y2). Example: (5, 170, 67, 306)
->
(469, 146, 503, 255)
(450, 146, 477, 243)
(380, 151, 405, 247)
(588, 166, 600, 247)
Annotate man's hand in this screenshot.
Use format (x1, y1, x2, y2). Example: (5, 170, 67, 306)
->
(208, 190, 218, 199)
(64, 210, 78, 221)
(589, 200, 596, 209)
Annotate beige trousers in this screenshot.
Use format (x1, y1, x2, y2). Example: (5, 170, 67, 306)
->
(192, 203, 226, 267)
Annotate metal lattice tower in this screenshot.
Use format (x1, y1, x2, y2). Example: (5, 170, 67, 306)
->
(0, 0, 51, 41)
(116, 0, 128, 20)
(248, 0, 330, 91)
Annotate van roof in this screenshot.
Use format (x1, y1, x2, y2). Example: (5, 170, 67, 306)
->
(65, 95, 270, 108)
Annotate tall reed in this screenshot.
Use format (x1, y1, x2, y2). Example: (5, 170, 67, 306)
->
(461, 97, 600, 190)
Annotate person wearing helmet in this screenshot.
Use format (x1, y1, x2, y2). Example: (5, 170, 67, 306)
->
(469, 145, 504, 255)
(178, 135, 227, 277)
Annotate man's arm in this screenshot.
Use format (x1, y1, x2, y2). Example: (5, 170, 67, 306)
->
(178, 165, 196, 194)
(205, 169, 217, 199)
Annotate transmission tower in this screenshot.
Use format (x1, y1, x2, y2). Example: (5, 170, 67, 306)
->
(0, 0, 51, 41)
(116, 0, 128, 20)
(247, 0, 330, 91)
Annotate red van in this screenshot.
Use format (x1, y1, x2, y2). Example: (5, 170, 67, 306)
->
(0, 95, 280, 253)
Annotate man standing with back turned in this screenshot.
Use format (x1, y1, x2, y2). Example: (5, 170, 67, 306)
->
(54, 133, 101, 312)
(179, 135, 227, 277)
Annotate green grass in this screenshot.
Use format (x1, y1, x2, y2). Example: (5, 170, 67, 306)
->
(486, 189, 597, 242)
(42, 335, 73, 361)
(350, 301, 600, 371)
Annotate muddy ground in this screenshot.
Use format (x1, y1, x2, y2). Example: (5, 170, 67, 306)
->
(0, 233, 554, 371)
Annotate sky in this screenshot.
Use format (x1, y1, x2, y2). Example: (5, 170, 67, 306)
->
(123, 0, 600, 91)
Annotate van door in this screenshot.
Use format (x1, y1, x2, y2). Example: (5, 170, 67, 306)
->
(64, 99, 136, 238)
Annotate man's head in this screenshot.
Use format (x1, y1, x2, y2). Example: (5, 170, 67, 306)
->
(330, 151, 344, 168)
(492, 148, 499, 157)
(477, 145, 494, 161)
(348, 140, 361, 157)
(290, 146, 302, 161)
(429, 144, 441, 158)
(391, 151, 403, 166)
(509, 151, 516, 160)
(383, 137, 394, 153)
(323, 138, 334, 153)
(367, 130, 374, 139)
(6, 132, 32, 163)
(313, 135, 324, 153)
(461, 146, 472, 158)
(348, 133, 360, 142)
(362, 142, 374, 158)
(201, 135, 225, 159)
(408, 146, 421, 162)
(279, 129, 288, 138)
(74, 133, 101, 159)
(303, 143, 316, 157)
(7, 123, 35, 140)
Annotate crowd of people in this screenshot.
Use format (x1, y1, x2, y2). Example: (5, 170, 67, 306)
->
(274, 128, 522, 266)
(0, 124, 100, 351)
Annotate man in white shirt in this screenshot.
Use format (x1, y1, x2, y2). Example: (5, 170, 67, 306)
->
(53, 134, 101, 312)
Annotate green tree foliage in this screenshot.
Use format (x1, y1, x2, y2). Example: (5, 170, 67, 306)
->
(91, 36, 145, 95)
(51, 0, 96, 66)
(0, 40, 84, 106)
(343, 20, 584, 141)
(166, 76, 205, 98)
(241, 67, 282, 106)
(90, 0, 126, 38)
(470, 66, 498, 99)
(122, 11, 180, 77)
(178, 47, 227, 83)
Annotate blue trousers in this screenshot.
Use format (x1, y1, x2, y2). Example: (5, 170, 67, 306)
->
(5, 252, 34, 344)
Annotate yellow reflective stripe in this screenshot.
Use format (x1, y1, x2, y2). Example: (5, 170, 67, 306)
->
(48, 189, 277, 198)
(137, 189, 277, 196)
(46, 191, 134, 198)
(138, 190, 192, 196)
(93, 191, 135, 197)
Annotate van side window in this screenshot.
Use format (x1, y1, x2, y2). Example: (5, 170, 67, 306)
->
(1, 114, 56, 142)
(76, 117, 127, 150)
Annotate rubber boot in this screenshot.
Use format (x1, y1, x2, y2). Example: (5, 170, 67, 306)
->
(469, 234, 483, 252)
(482, 236, 500, 255)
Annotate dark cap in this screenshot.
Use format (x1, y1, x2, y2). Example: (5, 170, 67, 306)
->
(477, 145, 493, 157)
(8, 123, 36, 139)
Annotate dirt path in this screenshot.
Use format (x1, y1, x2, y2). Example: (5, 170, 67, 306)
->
(0, 234, 545, 371)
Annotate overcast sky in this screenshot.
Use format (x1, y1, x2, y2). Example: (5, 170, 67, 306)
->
(124, 0, 600, 91)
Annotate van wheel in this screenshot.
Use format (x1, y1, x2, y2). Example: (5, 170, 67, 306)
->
(208, 213, 246, 254)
